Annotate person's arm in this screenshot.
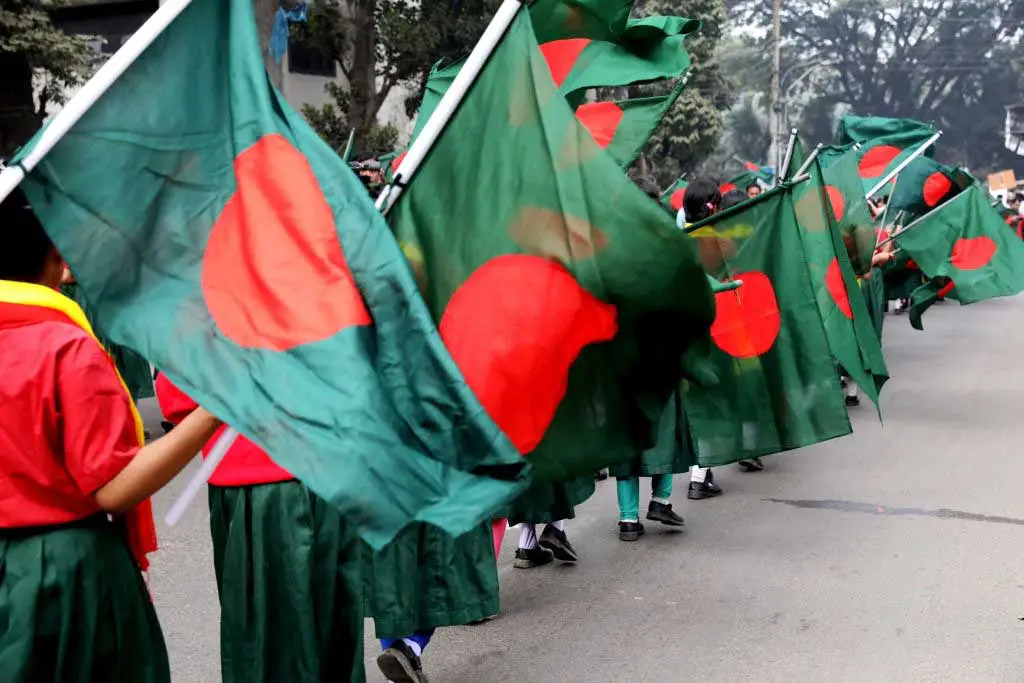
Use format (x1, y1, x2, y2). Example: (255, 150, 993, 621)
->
(94, 407, 220, 512)
(59, 336, 221, 513)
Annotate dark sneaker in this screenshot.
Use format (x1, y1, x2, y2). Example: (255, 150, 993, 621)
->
(845, 394, 860, 407)
(618, 521, 646, 541)
(377, 640, 428, 683)
(512, 546, 554, 569)
(539, 525, 579, 563)
(739, 457, 764, 472)
(688, 479, 723, 500)
(646, 501, 684, 527)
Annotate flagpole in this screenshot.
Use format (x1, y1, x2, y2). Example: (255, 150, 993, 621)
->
(875, 188, 972, 250)
(341, 129, 357, 162)
(0, 0, 196, 203)
(791, 143, 822, 179)
(778, 128, 798, 183)
(865, 131, 942, 199)
(164, 427, 239, 527)
(375, 0, 524, 215)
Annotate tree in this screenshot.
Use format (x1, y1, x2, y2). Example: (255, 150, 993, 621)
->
(297, 0, 498, 156)
(632, 0, 735, 186)
(727, 0, 1024, 173)
(0, 0, 94, 157)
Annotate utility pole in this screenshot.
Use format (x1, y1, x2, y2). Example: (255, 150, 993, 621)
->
(767, 0, 782, 174)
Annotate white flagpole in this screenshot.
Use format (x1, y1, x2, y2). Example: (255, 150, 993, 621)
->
(875, 189, 972, 250)
(375, 0, 524, 215)
(778, 128, 798, 183)
(791, 143, 822, 180)
(0, 0, 196, 203)
(164, 428, 239, 527)
(865, 131, 942, 199)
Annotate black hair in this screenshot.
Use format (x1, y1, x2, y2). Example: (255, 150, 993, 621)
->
(0, 187, 55, 283)
(720, 189, 749, 211)
(632, 174, 662, 200)
(683, 177, 721, 222)
(745, 183, 761, 191)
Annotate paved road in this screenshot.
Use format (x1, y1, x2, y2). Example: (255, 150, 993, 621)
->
(145, 295, 1024, 682)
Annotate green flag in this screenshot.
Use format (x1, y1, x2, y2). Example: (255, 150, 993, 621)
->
(529, 0, 635, 43)
(574, 82, 684, 167)
(834, 116, 937, 195)
(817, 146, 879, 275)
(889, 157, 973, 217)
(683, 186, 852, 465)
(893, 184, 1024, 311)
(793, 160, 889, 407)
(13, 0, 530, 548)
(724, 167, 773, 194)
(784, 139, 806, 181)
(388, 10, 715, 481)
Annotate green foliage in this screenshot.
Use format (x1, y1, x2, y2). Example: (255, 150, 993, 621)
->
(0, 0, 95, 155)
(632, 0, 735, 186)
(300, 82, 398, 158)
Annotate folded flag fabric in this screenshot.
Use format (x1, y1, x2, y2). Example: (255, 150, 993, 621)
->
(13, 0, 530, 548)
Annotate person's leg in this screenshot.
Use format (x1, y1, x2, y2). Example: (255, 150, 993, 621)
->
(688, 465, 723, 500)
(378, 629, 435, 683)
(646, 475, 684, 527)
(513, 524, 553, 568)
(539, 518, 578, 563)
(616, 478, 645, 541)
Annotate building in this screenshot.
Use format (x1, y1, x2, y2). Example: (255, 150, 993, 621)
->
(49, 0, 413, 137)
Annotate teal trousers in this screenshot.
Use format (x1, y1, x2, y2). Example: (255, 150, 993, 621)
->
(615, 475, 673, 521)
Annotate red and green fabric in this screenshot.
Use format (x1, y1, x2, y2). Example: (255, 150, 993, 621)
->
(535, 15, 700, 99)
(792, 159, 889, 407)
(889, 157, 973, 217)
(388, 10, 715, 481)
(573, 81, 684, 168)
(817, 146, 879, 275)
(682, 186, 852, 465)
(12, 0, 530, 548)
(835, 115, 937, 195)
(723, 167, 773, 194)
(379, 148, 407, 184)
(529, 0, 635, 43)
(893, 184, 1024, 321)
(662, 176, 688, 211)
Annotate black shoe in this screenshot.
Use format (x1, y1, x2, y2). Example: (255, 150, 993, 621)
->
(739, 457, 764, 472)
(512, 546, 554, 569)
(618, 521, 646, 541)
(688, 479, 723, 500)
(646, 501, 684, 527)
(538, 525, 579, 563)
(594, 469, 609, 481)
(845, 394, 860, 407)
(377, 640, 428, 683)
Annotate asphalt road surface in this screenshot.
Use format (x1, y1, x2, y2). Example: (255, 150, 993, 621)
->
(144, 295, 1024, 682)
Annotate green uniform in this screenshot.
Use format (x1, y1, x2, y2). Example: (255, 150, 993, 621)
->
(0, 516, 169, 683)
(208, 482, 364, 683)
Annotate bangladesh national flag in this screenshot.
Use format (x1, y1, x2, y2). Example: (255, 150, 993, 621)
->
(893, 184, 1024, 318)
(573, 82, 684, 167)
(388, 10, 715, 480)
(816, 146, 879, 275)
(835, 115, 937, 195)
(722, 167, 773, 194)
(12, 0, 531, 547)
(662, 176, 688, 211)
(682, 186, 852, 465)
(791, 158, 889, 406)
(529, 0, 635, 43)
(888, 157, 974, 217)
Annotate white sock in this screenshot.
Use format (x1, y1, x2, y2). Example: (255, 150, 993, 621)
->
(551, 519, 566, 532)
(518, 524, 538, 550)
(651, 497, 670, 505)
(690, 465, 708, 483)
(402, 638, 423, 657)
(620, 518, 639, 523)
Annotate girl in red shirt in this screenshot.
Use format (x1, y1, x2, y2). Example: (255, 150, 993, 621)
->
(0, 189, 221, 682)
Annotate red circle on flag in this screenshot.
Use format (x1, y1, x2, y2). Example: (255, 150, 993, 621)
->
(923, 172, 952, 207)
(826, 185, 846, 221)
(710, 271, 781, 358)
(859, 145, 902, 179)
(575, 101, 624, 149)
(950, 236, 997, 271)
(720, 182, 737, 194)
(825, 257, 853, 319)
(670, 188, 686, 211)
(202, 134, 371, 351)
(392, 151, 407, 172)
(439, 254, 618, 455)
(539, 38, 591, 88)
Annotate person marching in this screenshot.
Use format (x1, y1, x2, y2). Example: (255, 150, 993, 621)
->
(0, 188, 221, 682)
(155, 376, 364, 683)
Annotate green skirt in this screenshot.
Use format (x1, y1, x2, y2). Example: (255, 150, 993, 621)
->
(208, 482, 363, 683)
(861, 273, 886, 342)
(363, 521, 499, 639)
(0, 516, 169, 683)
(503, 476, 595, 526)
